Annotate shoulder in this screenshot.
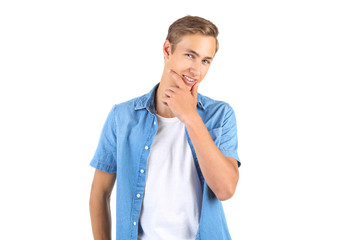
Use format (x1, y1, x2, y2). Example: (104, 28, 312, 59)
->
(197, 92, 235, 114)
(112, 92, 148, 113)
(196, 93, 237, 129)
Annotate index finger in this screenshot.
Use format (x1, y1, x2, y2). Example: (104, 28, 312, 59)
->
(167, 69, 187, 89)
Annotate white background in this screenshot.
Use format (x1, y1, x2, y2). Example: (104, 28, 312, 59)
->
(0, 0, 359, 239)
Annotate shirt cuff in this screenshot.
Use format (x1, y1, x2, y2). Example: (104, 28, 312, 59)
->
(221, 150, 241, 168)
(90, 159, 117, 173)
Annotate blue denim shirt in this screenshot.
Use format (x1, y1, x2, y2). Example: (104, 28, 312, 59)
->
(90, 82, 241, 240)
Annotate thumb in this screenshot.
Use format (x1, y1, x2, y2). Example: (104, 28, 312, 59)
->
(191, 82, 199, 98)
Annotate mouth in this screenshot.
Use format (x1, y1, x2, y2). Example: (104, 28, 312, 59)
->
(182, 74, 197, 85)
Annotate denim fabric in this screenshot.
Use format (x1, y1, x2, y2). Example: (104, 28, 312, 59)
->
(90, 82, 241, 240)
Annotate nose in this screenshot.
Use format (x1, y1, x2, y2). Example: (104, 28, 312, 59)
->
(189, 61, 201, 78)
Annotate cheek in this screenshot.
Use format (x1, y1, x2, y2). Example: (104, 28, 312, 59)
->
(170, 57, 187, 69)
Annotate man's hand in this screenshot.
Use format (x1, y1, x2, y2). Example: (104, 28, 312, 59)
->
(161, 69, 200, 124)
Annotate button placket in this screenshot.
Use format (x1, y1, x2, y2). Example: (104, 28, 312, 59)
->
(132, 116, 156, 236)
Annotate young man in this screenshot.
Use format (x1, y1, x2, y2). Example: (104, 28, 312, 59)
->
(89, 15, 241, 240)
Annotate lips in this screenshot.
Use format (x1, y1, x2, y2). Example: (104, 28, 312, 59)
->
(182, 74, 197, 85)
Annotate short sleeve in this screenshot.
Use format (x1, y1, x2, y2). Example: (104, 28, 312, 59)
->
(219, 104, 241, 168)
(89, 105, 117, 173)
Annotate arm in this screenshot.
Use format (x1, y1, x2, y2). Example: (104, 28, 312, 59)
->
(162, 70, 239, 201)
(89, 169, 116, 240)
(185, 114, 239, 201)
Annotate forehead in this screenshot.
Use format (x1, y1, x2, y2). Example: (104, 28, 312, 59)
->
(175, 34, 216, 57)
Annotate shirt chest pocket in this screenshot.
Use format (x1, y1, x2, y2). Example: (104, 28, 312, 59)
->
(208, 127, 222, 146)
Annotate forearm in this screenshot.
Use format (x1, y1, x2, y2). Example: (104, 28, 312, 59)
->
(89, 195, 112, 240)
(185, 113, 238, 201)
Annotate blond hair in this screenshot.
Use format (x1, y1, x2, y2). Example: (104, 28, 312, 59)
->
(166, 15, 219, 55)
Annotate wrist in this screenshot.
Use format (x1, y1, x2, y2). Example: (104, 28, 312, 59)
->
(184, 112, 202, 128)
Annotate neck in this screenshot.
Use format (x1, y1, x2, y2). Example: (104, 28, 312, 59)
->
(155, 68, 176, 118)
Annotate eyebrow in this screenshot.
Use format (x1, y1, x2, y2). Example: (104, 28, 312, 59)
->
(185, 49, 213, 60)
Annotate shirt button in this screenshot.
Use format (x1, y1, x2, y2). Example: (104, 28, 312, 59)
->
(133, 221, 137, 226)
(140, 169, 144, 173)
(154, 121, 156, 125)
(136, 194, 141, 198)
(145, 146, 149, 150)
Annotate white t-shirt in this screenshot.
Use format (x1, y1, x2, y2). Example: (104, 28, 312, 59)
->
(137, 114, 203, 240)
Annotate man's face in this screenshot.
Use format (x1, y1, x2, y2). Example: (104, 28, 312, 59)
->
(164, 34, 217, 91)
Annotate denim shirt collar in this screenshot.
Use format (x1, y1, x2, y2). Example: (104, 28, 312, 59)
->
(134, 82, 206, 114)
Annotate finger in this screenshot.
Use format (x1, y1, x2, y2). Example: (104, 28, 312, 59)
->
(164, 89, 174, 98)
(168, 69, 186, 89)
(191, 82, 199, 99)
(167, 86, 178, 93)
(161, 97, 169, 106)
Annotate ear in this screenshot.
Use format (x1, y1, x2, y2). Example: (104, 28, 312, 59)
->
(163, 40, 172, 60)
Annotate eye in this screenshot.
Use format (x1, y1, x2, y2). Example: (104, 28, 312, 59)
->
(186, 53, 193, 58)
(202, 59, 210, 64)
